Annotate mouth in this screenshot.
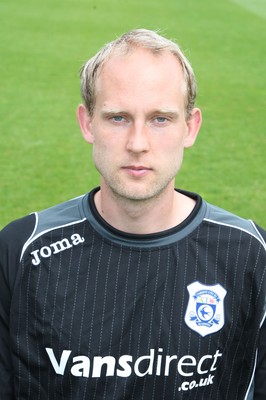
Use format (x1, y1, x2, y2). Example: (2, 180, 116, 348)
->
(122, 165, 152, 178)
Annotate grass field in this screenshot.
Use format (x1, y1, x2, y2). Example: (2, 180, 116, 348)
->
(0, 0, 265, 229)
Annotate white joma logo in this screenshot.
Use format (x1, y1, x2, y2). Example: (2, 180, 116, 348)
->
(30, 233, 85, 265)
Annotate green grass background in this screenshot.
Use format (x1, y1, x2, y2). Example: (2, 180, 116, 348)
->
(0, 0, 265, 229)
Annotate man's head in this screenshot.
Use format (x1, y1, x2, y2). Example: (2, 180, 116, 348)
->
(80, 28, 197, 120)
(77, 31, 202, 205)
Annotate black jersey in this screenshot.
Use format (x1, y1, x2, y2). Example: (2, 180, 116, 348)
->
(0, 189, 266, 400)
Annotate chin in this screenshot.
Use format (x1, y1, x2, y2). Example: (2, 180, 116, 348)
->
(111, 185, 166, 203)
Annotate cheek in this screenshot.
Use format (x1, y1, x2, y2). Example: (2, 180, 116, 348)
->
(160, 139, 185, 169)
(160, 136, 184, 155)
(92, 132, 110, 152)
(92, 138, 115, 169)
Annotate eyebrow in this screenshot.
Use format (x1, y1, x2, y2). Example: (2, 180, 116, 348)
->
(150, 109, 180, 119)
(100, 109, 180, 119)
(101, 109, 127, 117)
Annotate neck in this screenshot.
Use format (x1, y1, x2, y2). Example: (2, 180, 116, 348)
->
(93, 186, 196, 235)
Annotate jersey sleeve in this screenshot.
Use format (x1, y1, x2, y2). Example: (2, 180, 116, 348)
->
(0, 214, 36, 399)
(253, 222, 266, 399)
(254, 318, 266, 399)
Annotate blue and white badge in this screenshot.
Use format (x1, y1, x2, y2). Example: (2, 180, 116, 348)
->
(184, 281, 227, 337)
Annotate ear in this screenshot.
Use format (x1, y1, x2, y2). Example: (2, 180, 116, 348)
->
(76, 104, 94, 143)
(184, 108, 202, 148)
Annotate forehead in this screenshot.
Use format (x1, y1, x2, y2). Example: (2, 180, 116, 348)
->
(95, 48, 186, 96)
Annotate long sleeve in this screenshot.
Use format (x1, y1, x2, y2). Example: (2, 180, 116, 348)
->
(0, 214, 36, 399)
(0, 258, 14, 399)
(253, 223, 266, 400)
(254, 317, 266, 399)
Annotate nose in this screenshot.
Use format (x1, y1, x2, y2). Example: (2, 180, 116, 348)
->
(126, 122, 150, 153)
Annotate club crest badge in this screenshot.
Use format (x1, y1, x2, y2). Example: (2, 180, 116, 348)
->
(184, 281, 227, 337)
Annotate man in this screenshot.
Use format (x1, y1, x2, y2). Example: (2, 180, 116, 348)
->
(0, 29, 265, 399)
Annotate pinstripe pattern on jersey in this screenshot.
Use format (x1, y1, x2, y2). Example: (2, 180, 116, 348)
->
(7, 191, 266, 399)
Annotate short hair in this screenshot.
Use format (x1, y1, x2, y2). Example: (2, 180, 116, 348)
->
(80, 28, 197, 119)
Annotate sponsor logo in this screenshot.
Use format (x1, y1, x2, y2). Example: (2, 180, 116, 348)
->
(46, 347, 222, 391)
(185, 281, 227, 337)
(30, 233, 85, 265)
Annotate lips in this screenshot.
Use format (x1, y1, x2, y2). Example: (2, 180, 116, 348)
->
(122, 165, 152, 177)
(125, 165, 150, 170)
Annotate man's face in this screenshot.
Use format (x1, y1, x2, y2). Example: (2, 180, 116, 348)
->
(83, 48, 200, 202)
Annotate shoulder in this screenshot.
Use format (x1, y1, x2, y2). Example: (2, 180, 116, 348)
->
(203, 202, 266, 247)
(32, 194, 87, 239)
(0, 213, 36, 257)
(0, 195, 86, 247)
(0, 213, 36, 291)
(0, 195, 88, 289)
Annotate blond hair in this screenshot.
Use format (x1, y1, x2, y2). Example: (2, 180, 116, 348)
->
(80, 29, 197, 119)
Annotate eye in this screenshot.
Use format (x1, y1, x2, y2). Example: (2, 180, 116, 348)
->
(155, 116, 168, 123)
(152, 115, 171, 126)
(112, 115, 125, 123)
